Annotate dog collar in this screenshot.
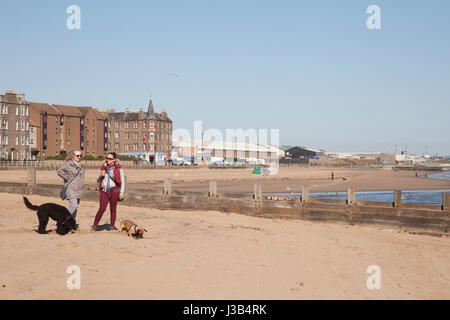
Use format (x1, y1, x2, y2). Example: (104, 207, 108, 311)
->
(62, 216, 71, 225)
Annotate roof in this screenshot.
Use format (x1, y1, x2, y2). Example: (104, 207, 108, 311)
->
(29, 102, 62, 116)
(53, 104, 84, 117)
(107, 99, 172, 122)
(172, 138, 284, 156)
(29, 119, 40, 127)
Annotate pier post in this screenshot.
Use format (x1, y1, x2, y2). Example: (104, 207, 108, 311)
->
(394, 190, 402, 208)
(27, 167, 36, 187)
(253, 183, 262, 201)
(163, 179, 172, 196)
(347, 188, 355, 205)
(302, 185, 309, 203)
(209, 181, 217, 198)
(443, 193, 450, 211)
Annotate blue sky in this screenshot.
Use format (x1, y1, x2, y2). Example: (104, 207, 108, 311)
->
(1, 0, 449, 155)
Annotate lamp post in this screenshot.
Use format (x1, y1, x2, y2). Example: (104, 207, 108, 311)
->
(201, 131, 204, 162)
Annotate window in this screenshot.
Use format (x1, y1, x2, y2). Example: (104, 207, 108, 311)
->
(125, 144, 129, 151)
(134, 133, 138, 140)
(67, 129, 71, 135)
(150, 144, 154, 151)
(21, 106, 25, 116)
(16, 121, 18, 131)
(150, 132, 155, 140)
(1, 120, 7, 130)
(26, 106, 28, 116)
(21, 136, 25, 145)
(15, 136, 18, 146)
(125, 122, 129, 129)
(21, 121, 25, 131)
(143, 122, 146, 128)
(133, 122, 138, 128)
(115, 132, 119, 139)
(26, 121, 29, 131)
(133, 144, 138, 151)
(143, 143, 146, 150)
(150, 121, 154, 128)
(15, 107, 18, 116)
(115, 122, 119, 128)
(125, 132, 130, 139)
(114, 143, 119, 149)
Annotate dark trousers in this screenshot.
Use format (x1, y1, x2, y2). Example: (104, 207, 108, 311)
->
(93, 187, 119, 227)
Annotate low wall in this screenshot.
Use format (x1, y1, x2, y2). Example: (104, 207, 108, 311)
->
(1, 181, 448, 234)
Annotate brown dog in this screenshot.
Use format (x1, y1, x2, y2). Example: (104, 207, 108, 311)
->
(119, 219, 148, 239)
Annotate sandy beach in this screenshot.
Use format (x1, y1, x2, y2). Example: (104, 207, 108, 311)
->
(1, 192, 449, 300)
(1, 166, 449, 194)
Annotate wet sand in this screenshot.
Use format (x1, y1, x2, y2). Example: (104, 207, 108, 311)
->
(1, 166, 449, 194)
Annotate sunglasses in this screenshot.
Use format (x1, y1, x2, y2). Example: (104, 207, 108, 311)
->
(106, 157, 114, 160)
(75, 155, 82, 157)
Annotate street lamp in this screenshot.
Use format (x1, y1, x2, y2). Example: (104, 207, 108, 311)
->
(201, 131, 204, 162)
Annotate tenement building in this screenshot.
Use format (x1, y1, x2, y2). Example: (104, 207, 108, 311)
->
(0, 90, 31, 160)
(1, 91, 172, 161)
(107, 99, 172, 162)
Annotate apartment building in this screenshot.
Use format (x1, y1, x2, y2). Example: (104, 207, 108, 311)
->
(107, 99, 172, 161)
(28, 102, 107, 159)
(2, 91, 171, 161)
(0, 90, 31, 160)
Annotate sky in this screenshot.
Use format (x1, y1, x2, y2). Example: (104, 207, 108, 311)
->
(0, 0, 449, 155)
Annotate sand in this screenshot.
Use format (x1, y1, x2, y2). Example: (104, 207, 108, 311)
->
(0, 192, 449, 300)
(1, 166, 449, 193)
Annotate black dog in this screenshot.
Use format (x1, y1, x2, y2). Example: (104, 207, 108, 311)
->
(23, 197, 76, 235)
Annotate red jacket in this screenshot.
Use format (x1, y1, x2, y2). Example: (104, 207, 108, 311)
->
(98, 162, 122, 191)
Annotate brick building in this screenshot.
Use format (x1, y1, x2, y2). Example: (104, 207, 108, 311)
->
(28, 102, 107, 159)
(2, 91, 172, 161)
(107, 99, 172, 162)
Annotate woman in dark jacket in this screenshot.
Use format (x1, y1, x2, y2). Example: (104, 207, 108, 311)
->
(91, 152, 125, 231)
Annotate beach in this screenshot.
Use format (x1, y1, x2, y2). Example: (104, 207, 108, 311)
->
(1, 166, 449, 194)
(1, 192, 449, 300)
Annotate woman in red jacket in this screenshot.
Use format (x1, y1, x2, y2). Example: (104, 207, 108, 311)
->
(91, 152, 125, 231)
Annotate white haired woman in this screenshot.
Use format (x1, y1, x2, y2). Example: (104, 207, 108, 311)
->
(57, 149, 85, 229)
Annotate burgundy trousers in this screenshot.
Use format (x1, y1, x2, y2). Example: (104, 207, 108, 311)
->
(93, 186, 119, 227)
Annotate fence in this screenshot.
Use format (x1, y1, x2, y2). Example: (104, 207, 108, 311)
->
(0, 160, 186, 169)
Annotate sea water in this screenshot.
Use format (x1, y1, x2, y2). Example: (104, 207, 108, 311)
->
(268, 171, 450, 204)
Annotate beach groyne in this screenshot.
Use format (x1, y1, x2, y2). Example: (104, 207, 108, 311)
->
(2, 171, 449, 234)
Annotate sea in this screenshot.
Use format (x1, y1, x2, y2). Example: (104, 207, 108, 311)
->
(267, 171, 450, 205)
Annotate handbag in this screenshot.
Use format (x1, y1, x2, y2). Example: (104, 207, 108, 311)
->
(60, 169, 81, 200)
